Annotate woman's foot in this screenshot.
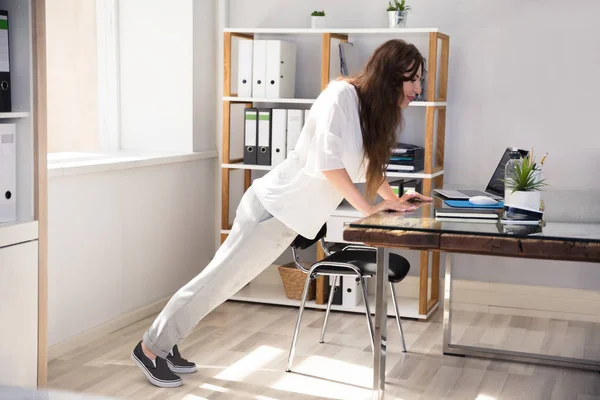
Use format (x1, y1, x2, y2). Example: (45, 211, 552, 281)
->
(131, 340, 183, 388)
(166, 345, 197, 374)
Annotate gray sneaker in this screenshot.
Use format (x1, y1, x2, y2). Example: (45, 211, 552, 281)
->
(166, 345, 197, 374)
(131, 341, 183, 388)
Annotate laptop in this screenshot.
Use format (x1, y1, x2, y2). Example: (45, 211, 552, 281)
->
(434, 147, 529, 200)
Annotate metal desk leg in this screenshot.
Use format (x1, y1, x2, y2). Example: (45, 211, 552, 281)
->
(442, 252, 600, 370)
(373, 247, 389, 399)
(442, 253, 453, 353)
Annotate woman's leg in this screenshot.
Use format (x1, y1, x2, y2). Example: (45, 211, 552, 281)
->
(132, 187, 297, 386)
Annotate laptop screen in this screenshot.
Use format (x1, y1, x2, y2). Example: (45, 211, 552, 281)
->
(485, 148, 529, 197)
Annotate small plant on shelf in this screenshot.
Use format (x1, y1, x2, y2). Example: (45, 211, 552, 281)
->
(310, 10, 326, 28)
(387, 0, 410, 28)
(386, 0, 411, 12)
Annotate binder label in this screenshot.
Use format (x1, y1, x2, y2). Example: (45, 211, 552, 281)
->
(0, 16, 8, 73)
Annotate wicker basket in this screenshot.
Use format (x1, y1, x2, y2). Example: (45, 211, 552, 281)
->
(278, 262, 315, 300)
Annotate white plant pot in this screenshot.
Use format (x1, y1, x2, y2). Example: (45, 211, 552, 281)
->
(388, 10, 407, 28)
(311, 16, 326, 29)
(508, 191, 541, 211)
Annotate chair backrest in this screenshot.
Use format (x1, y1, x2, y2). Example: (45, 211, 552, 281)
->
(291, 224, 327, 250)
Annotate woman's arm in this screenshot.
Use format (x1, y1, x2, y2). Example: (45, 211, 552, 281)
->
(378, 178, 434, 202)
(322, 169, 416, 215)
(377, 180, 399, 201)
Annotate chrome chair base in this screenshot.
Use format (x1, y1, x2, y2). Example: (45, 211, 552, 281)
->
(286, 266, 407, 373)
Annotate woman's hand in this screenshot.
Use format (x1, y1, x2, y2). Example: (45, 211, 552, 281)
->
(368, 199, 417, 215)
(398, 191, 433, 203)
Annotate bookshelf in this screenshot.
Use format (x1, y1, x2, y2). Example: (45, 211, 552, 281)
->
(0, 0, 47, 388)
(220, 27, 449, 320)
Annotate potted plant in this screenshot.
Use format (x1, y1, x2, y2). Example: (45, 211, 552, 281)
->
(503, 153, 547, 210)
(311, 10, 326, 29)
(387, 0, 411, 28)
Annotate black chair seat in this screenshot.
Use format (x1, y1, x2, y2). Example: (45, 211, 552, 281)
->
(314, 250, 410, 283)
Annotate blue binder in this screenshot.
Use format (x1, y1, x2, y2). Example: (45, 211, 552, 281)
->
(444, 199, 504, 209)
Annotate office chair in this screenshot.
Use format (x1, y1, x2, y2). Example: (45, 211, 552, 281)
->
(286, 224, 410, 372)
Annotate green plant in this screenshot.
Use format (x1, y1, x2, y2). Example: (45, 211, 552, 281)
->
(311, 10, 325, 16)
(387, 0, 411, 12)
(504, 154, 548, 193)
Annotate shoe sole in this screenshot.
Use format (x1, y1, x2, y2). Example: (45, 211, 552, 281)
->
(130, 351, 183, 388)
(167, 359, 197, 374)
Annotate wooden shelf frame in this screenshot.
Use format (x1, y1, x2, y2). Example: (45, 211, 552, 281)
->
(220, 29, 450, 316)
(417, 32, 449, 315)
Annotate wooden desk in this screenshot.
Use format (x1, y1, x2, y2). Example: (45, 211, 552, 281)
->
(343, 209, 600, 399)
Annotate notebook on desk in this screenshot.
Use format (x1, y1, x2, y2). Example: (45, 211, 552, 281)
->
(434, 147, 529, 200)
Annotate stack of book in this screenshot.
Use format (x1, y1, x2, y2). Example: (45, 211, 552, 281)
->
(434, 207, 502, 222)
(387, 143, 425, 172)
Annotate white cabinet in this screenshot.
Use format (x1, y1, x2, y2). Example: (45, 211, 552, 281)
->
(0, 240, 38, 388)
(0, 0, 45, 386)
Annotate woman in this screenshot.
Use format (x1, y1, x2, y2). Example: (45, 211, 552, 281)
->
(131, 38, 432, 387)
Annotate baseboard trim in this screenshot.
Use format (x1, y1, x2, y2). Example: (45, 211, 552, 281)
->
(48, 296, 170, 360)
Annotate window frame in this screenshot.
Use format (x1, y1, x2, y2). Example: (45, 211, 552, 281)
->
(95, 0, 121, 153)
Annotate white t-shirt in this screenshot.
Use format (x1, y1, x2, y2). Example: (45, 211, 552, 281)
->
(252, 79, 368, 239)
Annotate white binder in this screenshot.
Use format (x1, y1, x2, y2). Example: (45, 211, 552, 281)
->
(257, 109, 272, 166)
(286, 109, 303, 156)
(237, 39, 253, 97)
(271, 109, 287, 166)
(342, 276, 363, 307)
(0, 123, 16, 222)
(266, 40, 297, 98)
(243, 108, 258, 164)
(252, 40, 267, 98)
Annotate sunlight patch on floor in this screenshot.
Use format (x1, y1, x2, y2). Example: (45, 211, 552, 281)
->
(181, 394, 209, 400)
(270, 355, 372, 400)
(199, 383, 228, 393)
(476, 395, 497, 400)
(214, 345, 283, 381)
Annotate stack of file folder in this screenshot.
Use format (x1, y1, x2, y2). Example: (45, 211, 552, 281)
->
(387, 143, 425, 172)
(244, 107, 307, 166)
(238, 39, 297, 99)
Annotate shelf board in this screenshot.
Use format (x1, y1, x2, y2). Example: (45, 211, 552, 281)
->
(224, 96, 315, 104)
(0, 112, 31, 119)
(409, 101, 447, 107)
(387, 169, 444, 179)
(229, 282, 438, 320)
(224, 96, 445, 107)
(0, 220, 39, 248)
(222, 163, 274, 171)
(224, 28, 441, 35)
(222, 163, 444, 179)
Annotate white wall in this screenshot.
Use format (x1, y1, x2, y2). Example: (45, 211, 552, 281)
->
(47, 159, 216, 348)
(226, 0, 600, 290)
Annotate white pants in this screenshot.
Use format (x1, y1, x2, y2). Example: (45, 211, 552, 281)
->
(143, 186, 298, 358)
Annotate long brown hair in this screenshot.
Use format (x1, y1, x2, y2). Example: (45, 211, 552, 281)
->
(348, 39, 424, 202)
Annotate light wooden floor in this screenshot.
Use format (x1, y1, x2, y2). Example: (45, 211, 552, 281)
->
(48, 301, 600, 400)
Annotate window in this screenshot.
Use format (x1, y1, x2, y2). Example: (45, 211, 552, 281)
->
(46, 0, 119, 155)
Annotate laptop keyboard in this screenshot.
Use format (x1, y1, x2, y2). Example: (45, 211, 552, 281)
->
(457, 189, 491, 197)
